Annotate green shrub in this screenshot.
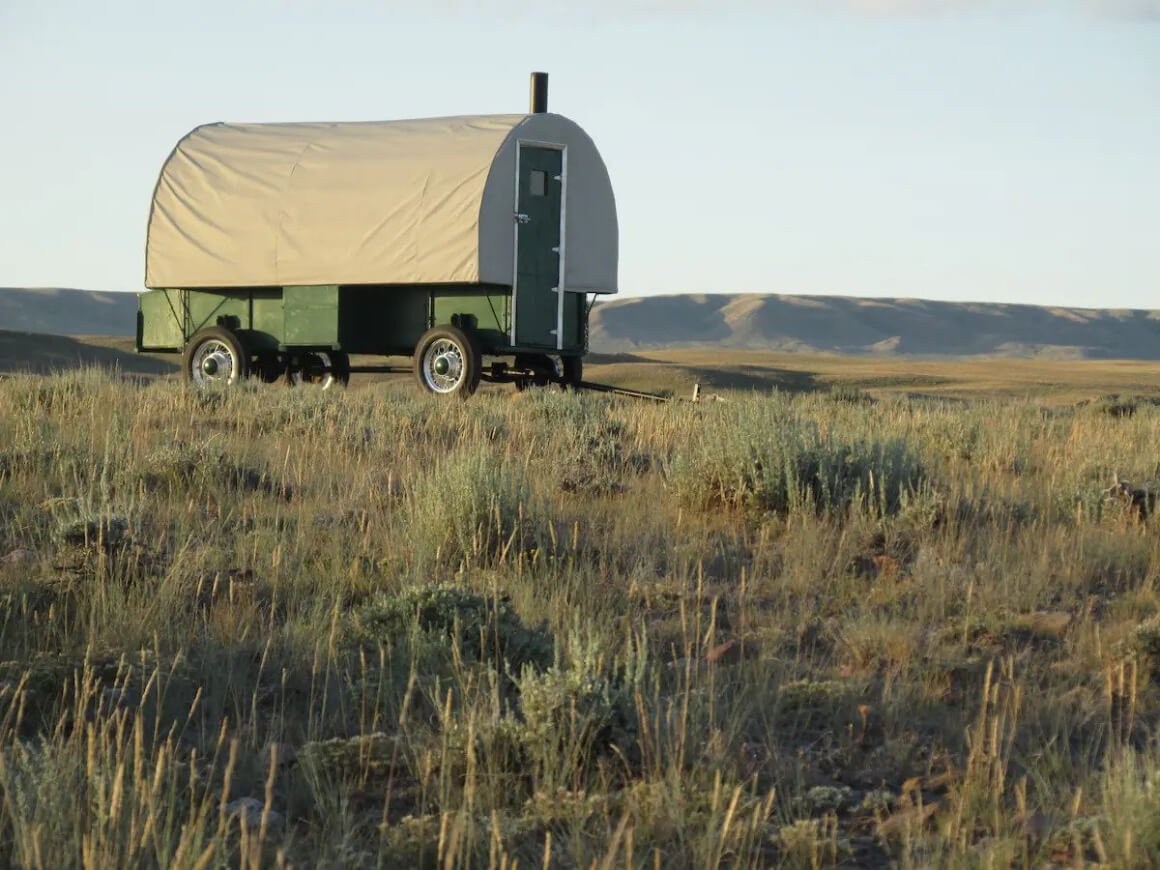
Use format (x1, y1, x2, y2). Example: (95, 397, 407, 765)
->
(1114, 619, 1160, 679)
(794, 785, 854, 817)
(352, 584, 553, 674)
(775, 679, 854, 731)
(407, 447, 539, 567)
(297, 732, 402, 789)
(55, 514, 130, 550)
(135, 440, 281, 496)
(516, 662, 636, 778)
(670, 401, 927, 515)
(509, 624, 644, 784)
(1097, 747, 1160, 866)
(42, 496, 132, 552)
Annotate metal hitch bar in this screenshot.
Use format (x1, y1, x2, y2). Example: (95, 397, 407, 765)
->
(572, 381, 709, 403)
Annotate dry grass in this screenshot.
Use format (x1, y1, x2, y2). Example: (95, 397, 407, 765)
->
(17, 335, 1160, 404)
(2, 360, 1160, 866)
(584, 348, 1160, 405)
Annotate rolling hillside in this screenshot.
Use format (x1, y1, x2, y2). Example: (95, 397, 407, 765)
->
(0, 287, 138, 337)
(5, 287, 1160, 360)
(590, 293, 1160, 359)
(0, 332, 174, 376)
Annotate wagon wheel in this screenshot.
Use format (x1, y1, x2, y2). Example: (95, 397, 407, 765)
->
(183, 327, 248, 388)
(413, 325, 481, 399)
(288, 351, 350, 389)
(560, 356, 583, 391)
(514, 368, 552, 391)
(253, 352, 286, 384)
(513, 353, 555, 391)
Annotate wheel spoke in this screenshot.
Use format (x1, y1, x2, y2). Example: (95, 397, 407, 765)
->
(191, 339, 238, 386)
(290, 352, 338, 389)
(413, 327, 478, 399)
(423, 339, 466, 393)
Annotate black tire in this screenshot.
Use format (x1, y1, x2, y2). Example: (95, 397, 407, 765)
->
(513, 373, 547, 392)
(560, 356, 583, 390)
(287, 350, 350, 389)
(253, 352, 286, 384)
(514, 353, 555, 389)
(330, 351, 351, 387)
(182, 327, 248, 387)
(413, 325, 481, 399)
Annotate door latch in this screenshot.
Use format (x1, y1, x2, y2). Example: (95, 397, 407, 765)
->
(515, 213, 531, 224)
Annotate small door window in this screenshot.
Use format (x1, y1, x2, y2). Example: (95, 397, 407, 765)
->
(530, 170, 547, 197)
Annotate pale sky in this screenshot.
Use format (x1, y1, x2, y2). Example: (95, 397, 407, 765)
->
(1, 0, 1157, 307)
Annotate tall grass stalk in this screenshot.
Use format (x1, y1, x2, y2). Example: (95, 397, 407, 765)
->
(0, 368, 1158, 864)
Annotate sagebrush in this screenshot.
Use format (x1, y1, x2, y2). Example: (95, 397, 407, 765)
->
(0, 369, 1158, 866)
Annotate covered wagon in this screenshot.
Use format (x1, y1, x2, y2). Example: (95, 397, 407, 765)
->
(136, 74, 618, 396)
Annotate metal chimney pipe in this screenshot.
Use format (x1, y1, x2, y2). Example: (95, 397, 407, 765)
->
(530, 72, 548, 114)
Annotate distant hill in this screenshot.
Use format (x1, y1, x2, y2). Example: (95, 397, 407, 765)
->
(589, 293, 1160, 359)
(5, 287, 1160, 360)
(0, 287, 138, 337)
(0, 332, 174, 376)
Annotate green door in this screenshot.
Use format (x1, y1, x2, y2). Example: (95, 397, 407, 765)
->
(513, 145, 563, 349)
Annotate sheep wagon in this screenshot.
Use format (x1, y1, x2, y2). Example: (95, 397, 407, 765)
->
(136, 74, 617, 397)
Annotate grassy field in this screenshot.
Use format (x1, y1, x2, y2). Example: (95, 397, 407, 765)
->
(3, 355, 1160, 866)
(10, 332, 1160, 404)
(583, 349, 1160, 405)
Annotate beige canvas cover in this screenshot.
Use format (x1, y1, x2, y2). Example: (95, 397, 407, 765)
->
(145, 113, 618, 293)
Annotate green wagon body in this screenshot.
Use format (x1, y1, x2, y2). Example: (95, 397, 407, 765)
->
(136, 98, 617, 395)
(137, 283, 591, 357)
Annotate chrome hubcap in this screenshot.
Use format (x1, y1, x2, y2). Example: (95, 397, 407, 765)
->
(191, 340, 237, 387)
(422, 339, 465, 393)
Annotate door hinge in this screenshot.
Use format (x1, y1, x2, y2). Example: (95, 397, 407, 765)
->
(549, 329, 558, 335)
(551, 286, 559, 293)
(515, 213, 530, 224)
(551, 246, 560, 253)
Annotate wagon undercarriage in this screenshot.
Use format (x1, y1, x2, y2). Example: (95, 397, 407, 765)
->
(140, 282, 592, 398)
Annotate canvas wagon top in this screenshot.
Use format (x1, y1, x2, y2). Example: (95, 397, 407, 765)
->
(145, 112, 618, 293)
